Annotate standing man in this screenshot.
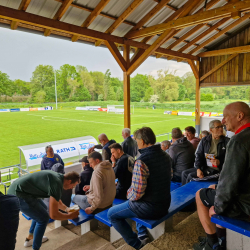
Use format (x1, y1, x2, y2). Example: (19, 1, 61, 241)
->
(193, 102, 250, 250)
(73, 151, 116, 214)
(185, 126, 201, 150)
(41, 145, 64, 170)
(109, 143, 134, 200)
(108, 127, 171, 250)
(7, 171, 80, 250)
(75, 156, 93, 195)
(88, 134, 116, 162)
(121, 128, 138, 158)
(169, 127, 195, 182)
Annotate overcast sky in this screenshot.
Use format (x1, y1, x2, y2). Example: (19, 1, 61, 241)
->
(0, 27, 191, 82)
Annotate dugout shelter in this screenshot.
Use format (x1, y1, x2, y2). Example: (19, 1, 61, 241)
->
(0, 0, 250, 135)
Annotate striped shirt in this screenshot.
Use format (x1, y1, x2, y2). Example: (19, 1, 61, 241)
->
(127, 160, 150, 201)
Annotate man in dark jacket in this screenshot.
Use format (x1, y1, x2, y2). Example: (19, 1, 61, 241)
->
(41, 145, 64, 170)
(88, 134, 116, 162)
(108, 127, 171, 249)
(182, 120, 229, 185)
(169, 127, 195, 182)
(121, 128, 138, 158)
(75, 156, 93, 195)
(193, 102, 250, 250)
(109, 143, 134, 200)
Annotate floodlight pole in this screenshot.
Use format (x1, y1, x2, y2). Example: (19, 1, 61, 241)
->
(54, 69, 58, 110)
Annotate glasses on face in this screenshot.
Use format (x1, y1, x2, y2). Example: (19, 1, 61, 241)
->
(213, 125, 223, 129)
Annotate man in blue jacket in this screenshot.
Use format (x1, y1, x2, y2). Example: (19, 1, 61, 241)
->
(41, 145, 64, 170)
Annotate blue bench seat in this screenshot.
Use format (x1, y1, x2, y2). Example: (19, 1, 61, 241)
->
(211, 215, 250, 238)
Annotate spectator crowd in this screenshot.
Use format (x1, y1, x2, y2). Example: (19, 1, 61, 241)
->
(1, 101, 250, 250)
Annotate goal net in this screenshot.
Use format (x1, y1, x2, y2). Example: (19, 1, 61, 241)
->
(107, 105, 134, 114)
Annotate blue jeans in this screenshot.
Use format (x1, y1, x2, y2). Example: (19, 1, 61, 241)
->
(73, 195, 91, 210)
(18, 197, 49, 250)
(108, 201, 147, 249)
(0, 194, 20, 250)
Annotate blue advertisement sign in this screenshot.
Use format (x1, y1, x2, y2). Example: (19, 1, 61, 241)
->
(10, 108, 20, 112)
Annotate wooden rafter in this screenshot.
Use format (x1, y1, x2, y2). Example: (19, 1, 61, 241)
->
(188, 60, 199, 79)
(72, 0, 110, 42)
(200, 54, 239, 81)
(126, 0, 250, 39)
(95, 0, 144, 47)
(44, 0, 74, 36)
(10, 0, 31, 30)
(0, 5, 199, 62)
(198, 45, 250, 57)
(189, 12, 250, 54)
(126, 0, 201, 75)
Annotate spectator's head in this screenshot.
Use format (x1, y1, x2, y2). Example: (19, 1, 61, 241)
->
(161, 140, 171, 151)
(79, 156, 89, 168)
(51, 163, 65, 174)
(122, 128, 130, 139)
(222, 102, 250, 132)
(134, 127, 156, 149)
(45, 145, 54, 157)
(98, 133, 109, 146)
(88, 151, 102, 168)
(209, 120, 224, 139)
(199, 130, 210, 139)
(63, 171, 79, 189)
(185, 126, 196, 141)
(171, 127, 183, 143)
(109, 143, 124, 160)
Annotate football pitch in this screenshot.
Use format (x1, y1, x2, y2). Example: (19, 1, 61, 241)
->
(0, 108, 194, 168)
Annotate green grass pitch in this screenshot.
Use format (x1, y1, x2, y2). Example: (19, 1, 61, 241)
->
(0, 108, 194, 169)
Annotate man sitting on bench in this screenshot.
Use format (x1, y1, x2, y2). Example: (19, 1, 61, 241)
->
(7, 171, 80, 250)
(109, 143, 134, 200)
(108, 127, 172, 250)
(193, 102, 250, 250)
(73, 151, 116, 214)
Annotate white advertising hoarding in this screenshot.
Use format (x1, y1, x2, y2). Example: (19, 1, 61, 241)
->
(178, 112, 193, 116)
(20, 108, 30, 111)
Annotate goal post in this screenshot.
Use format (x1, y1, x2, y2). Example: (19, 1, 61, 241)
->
(107, 105, 134, 114)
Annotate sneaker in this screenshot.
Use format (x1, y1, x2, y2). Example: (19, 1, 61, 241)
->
(24, 236, 48, 247)
(193, 240, 221, 250)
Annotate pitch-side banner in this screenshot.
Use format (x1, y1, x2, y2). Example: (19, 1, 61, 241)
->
(20, 108, 30, 111)
(0, 109, 10, 112)
(178, 112, 193, 116)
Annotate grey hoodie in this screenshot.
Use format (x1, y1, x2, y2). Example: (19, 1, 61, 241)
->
(169, 137, 195, 178)
(87, 160, 116, 211)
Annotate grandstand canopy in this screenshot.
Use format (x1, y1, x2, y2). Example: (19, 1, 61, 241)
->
(1, 0, 250, 130)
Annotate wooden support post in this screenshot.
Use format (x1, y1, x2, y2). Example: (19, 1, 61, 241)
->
(123, 45, 131, 129)
(195, 61, 201, 136)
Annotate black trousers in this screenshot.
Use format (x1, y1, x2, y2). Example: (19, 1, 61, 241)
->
(0, 194, 20, 250)
(182, 168, 197, 185)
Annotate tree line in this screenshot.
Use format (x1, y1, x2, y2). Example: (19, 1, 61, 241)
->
(0, 65, 249, 103)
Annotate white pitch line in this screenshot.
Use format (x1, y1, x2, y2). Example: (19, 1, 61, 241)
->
(132, 118, 187, 126)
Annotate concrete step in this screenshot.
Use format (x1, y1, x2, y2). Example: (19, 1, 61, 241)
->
(116, 244, 135, 250)
(55, 231, 109, 250)
(96, 242, 116, 250)
(141, 243, 160, 250)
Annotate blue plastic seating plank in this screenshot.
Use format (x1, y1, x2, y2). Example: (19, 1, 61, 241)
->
(211, 215, 250, 238)
(94, 198, 127, 227)
(170, 181, 182, 192)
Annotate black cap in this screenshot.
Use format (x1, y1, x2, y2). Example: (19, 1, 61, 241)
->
(79, 156, 89, 163)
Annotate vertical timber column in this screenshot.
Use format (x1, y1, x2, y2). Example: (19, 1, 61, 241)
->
(123, 45, 130, 128)
(195, 60, 201, 135)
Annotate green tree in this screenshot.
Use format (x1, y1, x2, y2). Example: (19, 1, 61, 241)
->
(79, 70, 95, 100)
(107, 86, 116, 100)
(116, 87, 124, 101)
(13, 79, 30, 95)
(182, 72, 196, 100)
(34, 90, 46, 103)
(0, 71, 13, 96)
(90, 71, 104, 100)
(103, 69, 111, 101)
(75, 86, 91, 101)
(98, 94, 104, 101)
(178, 84, 187, 101)
(130, 74, 150, 102)
(144, 87, 154, 102)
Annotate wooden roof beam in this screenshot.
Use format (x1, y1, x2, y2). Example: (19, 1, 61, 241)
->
(0, 5, 198, 62)
(10, 0, 31, 30)
(198, 45, 250, 57)
(188, 60, 199, 79)
(189, 12, 250, 54)
(153, 0, 178, 11)
(72, 0, 110, 42)
(126, 0, 250, 39)
(44, 0, 74, 36)
(95, 0, 144, 47)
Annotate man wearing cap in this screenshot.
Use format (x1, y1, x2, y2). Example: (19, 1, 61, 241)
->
(75, 156, 94, 195)
(41, 145, 64, 170)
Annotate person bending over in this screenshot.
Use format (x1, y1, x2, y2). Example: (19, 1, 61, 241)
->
(108, 127, 171, 250)
(109, 143, 134, 200)
(193, 102, 250, 250)
(73, 151, 116, 214)
(182, 120, 229, 185)
(7, 171, 79, 250)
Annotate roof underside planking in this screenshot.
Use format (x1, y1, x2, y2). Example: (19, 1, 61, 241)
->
(0, 0, 250, 73)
